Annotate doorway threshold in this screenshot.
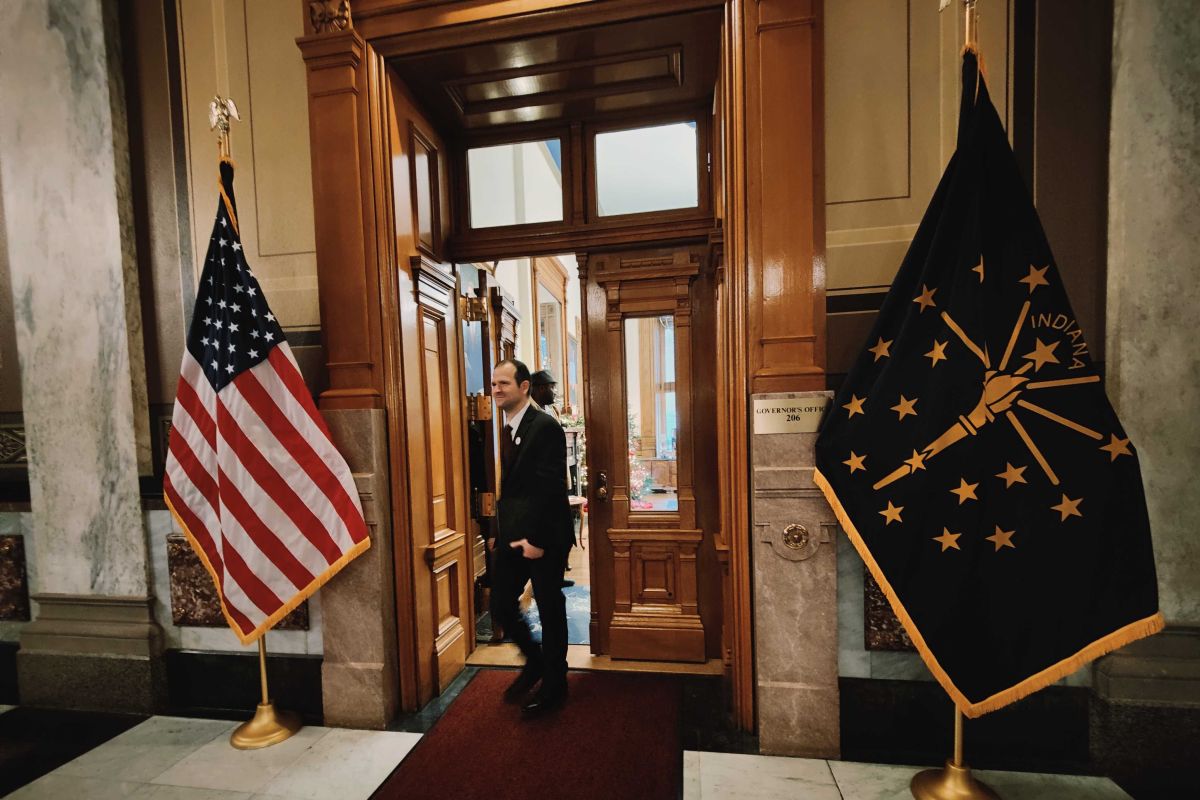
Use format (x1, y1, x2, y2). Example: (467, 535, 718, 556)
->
(467, 643, 724, 676)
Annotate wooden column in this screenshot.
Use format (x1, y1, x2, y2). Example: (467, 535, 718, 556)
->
(298, 28, 386, 410)
(742, 0, 825, 393)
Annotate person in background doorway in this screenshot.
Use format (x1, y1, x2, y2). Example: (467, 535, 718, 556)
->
(529, 369, 576, 588)
(489, 359, 574, 715)
(530, 369, 560, 421)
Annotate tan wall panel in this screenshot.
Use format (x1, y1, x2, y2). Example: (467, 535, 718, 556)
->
(178, 0, 318, 331)
(244, 0, 317, 258)
(824, 0, 909, 205)
(826, 1, 1014, 293)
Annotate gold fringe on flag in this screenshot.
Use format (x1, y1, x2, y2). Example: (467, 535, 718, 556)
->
(813, 467, 1164, 718)
(165, 489, 371, 647)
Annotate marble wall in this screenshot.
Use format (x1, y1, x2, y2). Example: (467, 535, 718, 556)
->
(752, 391, 839, 758)
(1107, 0, 1200, 626)
(0, 0, 149, 598)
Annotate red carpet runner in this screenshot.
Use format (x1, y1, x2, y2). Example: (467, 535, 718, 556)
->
(373, 670, 681, 800)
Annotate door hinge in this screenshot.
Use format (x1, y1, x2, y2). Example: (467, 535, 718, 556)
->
(459, 295, 487, 322)
(474, 491, 496, 518)
(466, 393, 493, 422)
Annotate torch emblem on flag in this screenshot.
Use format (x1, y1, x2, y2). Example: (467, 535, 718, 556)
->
(164, 160, 370, 645)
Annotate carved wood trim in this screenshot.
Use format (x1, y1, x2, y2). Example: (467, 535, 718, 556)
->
(309, 0, 353, 35)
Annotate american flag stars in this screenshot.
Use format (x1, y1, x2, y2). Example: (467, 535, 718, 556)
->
(188, 209, 285, 392)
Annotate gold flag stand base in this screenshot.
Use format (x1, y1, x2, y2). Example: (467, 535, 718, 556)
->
(230, 635, 303, 750)
(911, 759, 1000, 800)
(911, 707, 1000, 799)
(230, 702, 302, 750)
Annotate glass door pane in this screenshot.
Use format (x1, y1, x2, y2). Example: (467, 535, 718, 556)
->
(624, 316, 678, 512)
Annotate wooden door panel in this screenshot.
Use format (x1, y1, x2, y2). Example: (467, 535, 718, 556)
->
(581, 245, 716, 663)
(422, 312, 451, 533)
(412, 256, 471, 694)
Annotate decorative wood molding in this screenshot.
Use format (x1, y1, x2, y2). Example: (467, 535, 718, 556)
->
(309, 0, 353, 34)
(411, 254, 456, 315)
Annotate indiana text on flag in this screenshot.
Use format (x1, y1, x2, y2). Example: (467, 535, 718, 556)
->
(164, 160, 370, 645)
(814, 50, 1162, 717)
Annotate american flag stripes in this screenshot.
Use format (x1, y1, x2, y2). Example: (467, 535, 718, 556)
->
(164, 161, 369, 644)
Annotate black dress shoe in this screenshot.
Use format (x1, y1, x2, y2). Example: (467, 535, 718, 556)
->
(521, 685, 567, 716)
(503, 666, 542, 703)
(561, 578, 575, 587)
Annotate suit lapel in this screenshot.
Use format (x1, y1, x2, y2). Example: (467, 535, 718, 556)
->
(502, 406, 540, 489)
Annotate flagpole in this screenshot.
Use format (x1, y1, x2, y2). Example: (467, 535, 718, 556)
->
(910, 708, 999, 800)
(230, 633, 303, 749)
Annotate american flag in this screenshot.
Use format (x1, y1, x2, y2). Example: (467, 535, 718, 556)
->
(164, 161, 369, 644)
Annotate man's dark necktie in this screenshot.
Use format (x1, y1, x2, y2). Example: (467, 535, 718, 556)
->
(501, 423, 515, 476)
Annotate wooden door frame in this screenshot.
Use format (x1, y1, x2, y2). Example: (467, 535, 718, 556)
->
(296, 0, 830, 732)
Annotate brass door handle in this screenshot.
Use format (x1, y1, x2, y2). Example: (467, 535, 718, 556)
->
(595, 471, 608, 502)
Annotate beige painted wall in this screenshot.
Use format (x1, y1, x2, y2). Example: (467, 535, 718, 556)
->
(177, 0, 319, 333)
(825, 0, 1015, 295)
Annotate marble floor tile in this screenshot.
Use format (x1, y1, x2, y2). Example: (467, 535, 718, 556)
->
(7, 773, 251, 800)
(828, 761, 929, 800)
(687, 751, 842, 800)
(254, 728, 421, 800)
(683, 751, 702, 800)
(828, 760, 1133, 800)
(974, 768, 1133, 799)
(150, 724, 331, 794)
(56, 716, 236, 783)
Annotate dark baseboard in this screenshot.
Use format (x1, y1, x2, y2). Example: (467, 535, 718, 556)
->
(164, 649, 323, 725)
(839, 678, 1092, 775)
(0, 641, 17, 703)
(1091, 698, 1200, 799)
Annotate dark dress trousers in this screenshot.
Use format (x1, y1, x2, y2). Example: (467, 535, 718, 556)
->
(491, 405, 575, 689)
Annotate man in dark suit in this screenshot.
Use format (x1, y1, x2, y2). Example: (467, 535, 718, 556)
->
(489, 358, 574, 714)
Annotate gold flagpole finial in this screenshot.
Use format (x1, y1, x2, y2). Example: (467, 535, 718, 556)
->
(208, 96, 242, 161)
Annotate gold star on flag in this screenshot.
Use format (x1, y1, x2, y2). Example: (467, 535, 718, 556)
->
(996, 462, 1028, 488)
(844, 451, 867, 473)
(880, 501, 904, 526)
(933, 528, 962, 551)
(986, 526, 1016, 551)
(1023, 338, 1060, 371)
(868, 337, 893, 362)
(950, 478, 979, 504)
(913, 285, 937, 313)
(972, 258, 985, 282)
(904, 450, 928, 472)
(1100, 435, 1132, 461)
(1020, 264, 1050, 294)
(925, 340, 948, 366)
(843, 394, 866, 417)
(1052, 494, 1083, 521)
(891, 395, 918, 420)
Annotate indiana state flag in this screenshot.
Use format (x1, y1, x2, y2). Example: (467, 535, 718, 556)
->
(814, 50, 1162, 717)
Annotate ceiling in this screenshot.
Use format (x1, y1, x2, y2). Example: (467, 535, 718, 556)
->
(389, 8, 723, 135)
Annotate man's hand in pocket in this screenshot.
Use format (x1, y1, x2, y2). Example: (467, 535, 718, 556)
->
(509, 539, 545, 560)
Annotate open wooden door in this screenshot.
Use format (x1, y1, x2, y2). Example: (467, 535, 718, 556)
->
(580, 244, 722, 663)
